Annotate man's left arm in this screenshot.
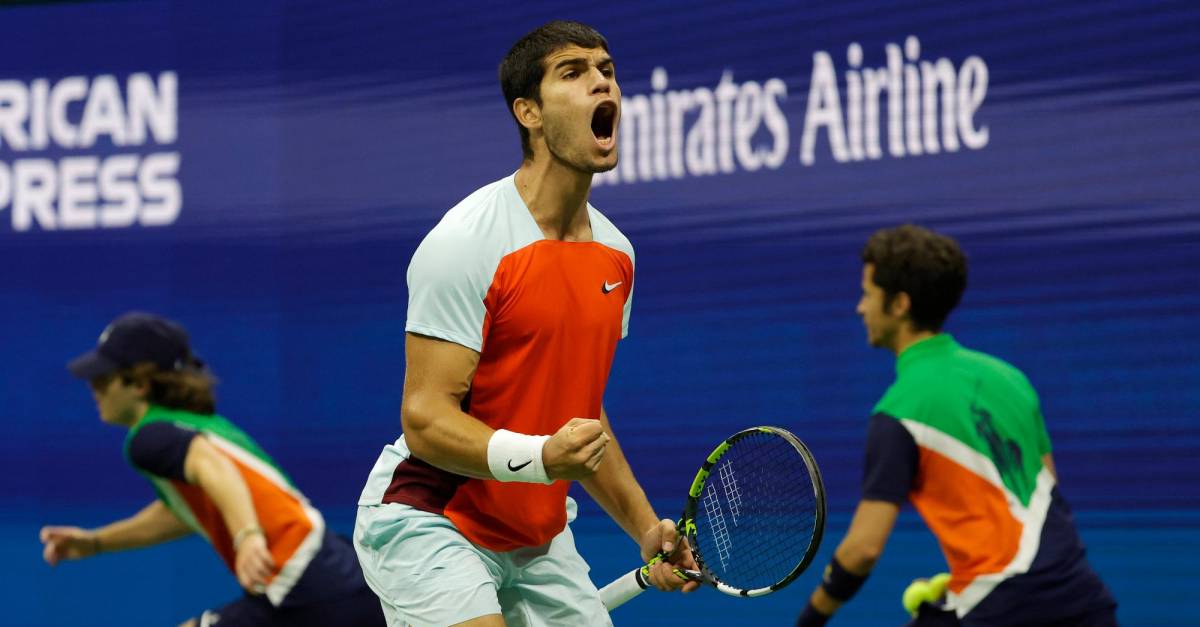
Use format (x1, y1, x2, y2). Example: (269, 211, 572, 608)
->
(580, 406, 700, 593)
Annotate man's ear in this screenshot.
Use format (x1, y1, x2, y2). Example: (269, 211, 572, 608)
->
(513, 97, 542, 132)
(888, 291, 912, 319)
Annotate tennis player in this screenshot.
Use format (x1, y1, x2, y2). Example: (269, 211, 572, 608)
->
(353, 20, 697, 627)
(40, 312, 385, 627)
(796, 225, 1117, 626)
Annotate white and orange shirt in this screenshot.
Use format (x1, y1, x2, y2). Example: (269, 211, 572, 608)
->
(359, 174, 635, 551)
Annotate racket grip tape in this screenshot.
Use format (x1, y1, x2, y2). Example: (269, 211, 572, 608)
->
(599, 567, 649, 611)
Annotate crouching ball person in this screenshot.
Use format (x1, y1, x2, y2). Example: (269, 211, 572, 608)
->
(40, 312, 386, 627)
(353, 20, 697, 627)
(795, 226, 1117, 627)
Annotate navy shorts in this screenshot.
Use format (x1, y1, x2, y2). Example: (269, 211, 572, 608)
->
(905, 604, 1119, 627)
(198, 585, 383, 627)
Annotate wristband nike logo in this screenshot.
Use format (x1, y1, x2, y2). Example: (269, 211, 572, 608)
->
(602, 280, 623, 294)
(507, 459, 533, 472)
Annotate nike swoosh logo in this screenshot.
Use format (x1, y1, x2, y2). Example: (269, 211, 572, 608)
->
(507, 459, 533, 472)
(602, 281, 623, 294)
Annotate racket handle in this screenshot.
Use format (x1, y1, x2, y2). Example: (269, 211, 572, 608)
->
(599, 567, 648, 611)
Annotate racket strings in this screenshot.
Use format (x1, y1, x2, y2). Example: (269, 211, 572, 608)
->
(693, 431, 820, 591)
(701, 484, 734, 571)
(719, 462, 744, 523)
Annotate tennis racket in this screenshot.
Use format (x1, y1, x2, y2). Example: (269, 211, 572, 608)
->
(599, 426, 826, 610)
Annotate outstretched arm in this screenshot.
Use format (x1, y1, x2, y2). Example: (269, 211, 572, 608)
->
(581, 407, 699, 593)
(40, 500, 191, 565)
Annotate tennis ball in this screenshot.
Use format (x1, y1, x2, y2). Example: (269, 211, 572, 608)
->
(901, 572, 950, 616)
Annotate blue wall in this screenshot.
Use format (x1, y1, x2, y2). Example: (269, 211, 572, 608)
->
(3, 1, 1198, 624)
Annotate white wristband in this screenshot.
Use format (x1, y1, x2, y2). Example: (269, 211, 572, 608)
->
(487, 429, 552, 484)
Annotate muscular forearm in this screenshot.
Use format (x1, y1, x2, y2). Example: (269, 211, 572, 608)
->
(399, 335, 611, 484)
(580, 413, 658, 541)
(401, 396, 496, 479)
(94, 501, 191, 553)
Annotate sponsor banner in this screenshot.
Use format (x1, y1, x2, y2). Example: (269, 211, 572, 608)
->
(0, 72, 180, 231)
(595, 36, 989, 186)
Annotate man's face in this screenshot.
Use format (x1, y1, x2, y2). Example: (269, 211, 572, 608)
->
(856, 264, 903, 351)
(89, 374, 144, 426)
(535, 45, 620, 173)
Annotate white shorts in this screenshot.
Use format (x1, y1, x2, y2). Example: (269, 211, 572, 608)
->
(354, 497, 611, 627)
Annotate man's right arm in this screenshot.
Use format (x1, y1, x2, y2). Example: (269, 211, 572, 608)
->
(401, 332, 607, 480)
(400, 332, 495, 478)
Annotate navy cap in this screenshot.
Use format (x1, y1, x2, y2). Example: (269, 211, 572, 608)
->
(67, 312, 198, 380)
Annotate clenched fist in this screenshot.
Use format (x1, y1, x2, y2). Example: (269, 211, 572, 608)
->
(543, 418, 610, 480)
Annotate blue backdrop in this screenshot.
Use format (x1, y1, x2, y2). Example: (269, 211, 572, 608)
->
(3, 1, 1198, 625)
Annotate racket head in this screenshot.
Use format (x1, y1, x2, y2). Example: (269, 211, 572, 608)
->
(681, 426, 826, 597)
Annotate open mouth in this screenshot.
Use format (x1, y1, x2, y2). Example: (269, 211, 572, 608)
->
(591, 101, 617, 145)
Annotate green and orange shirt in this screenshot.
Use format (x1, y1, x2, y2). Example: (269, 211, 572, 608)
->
(863, 334, 1115, 622)
(124, 406, 330, 606)
(358, 174, 634, 551)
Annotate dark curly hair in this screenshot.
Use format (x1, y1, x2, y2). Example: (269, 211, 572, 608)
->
(861, 224, 968, 332)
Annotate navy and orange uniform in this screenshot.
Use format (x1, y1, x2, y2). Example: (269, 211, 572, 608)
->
(863, 334, 1117, 625)
(358, 174, 635, 551)
(126, 405, 381, 623)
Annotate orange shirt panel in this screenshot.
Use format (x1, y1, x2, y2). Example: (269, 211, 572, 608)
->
(172, 453, 313, 579)
(447, 240, 633, 550)
(910, 447, 1023, 592)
